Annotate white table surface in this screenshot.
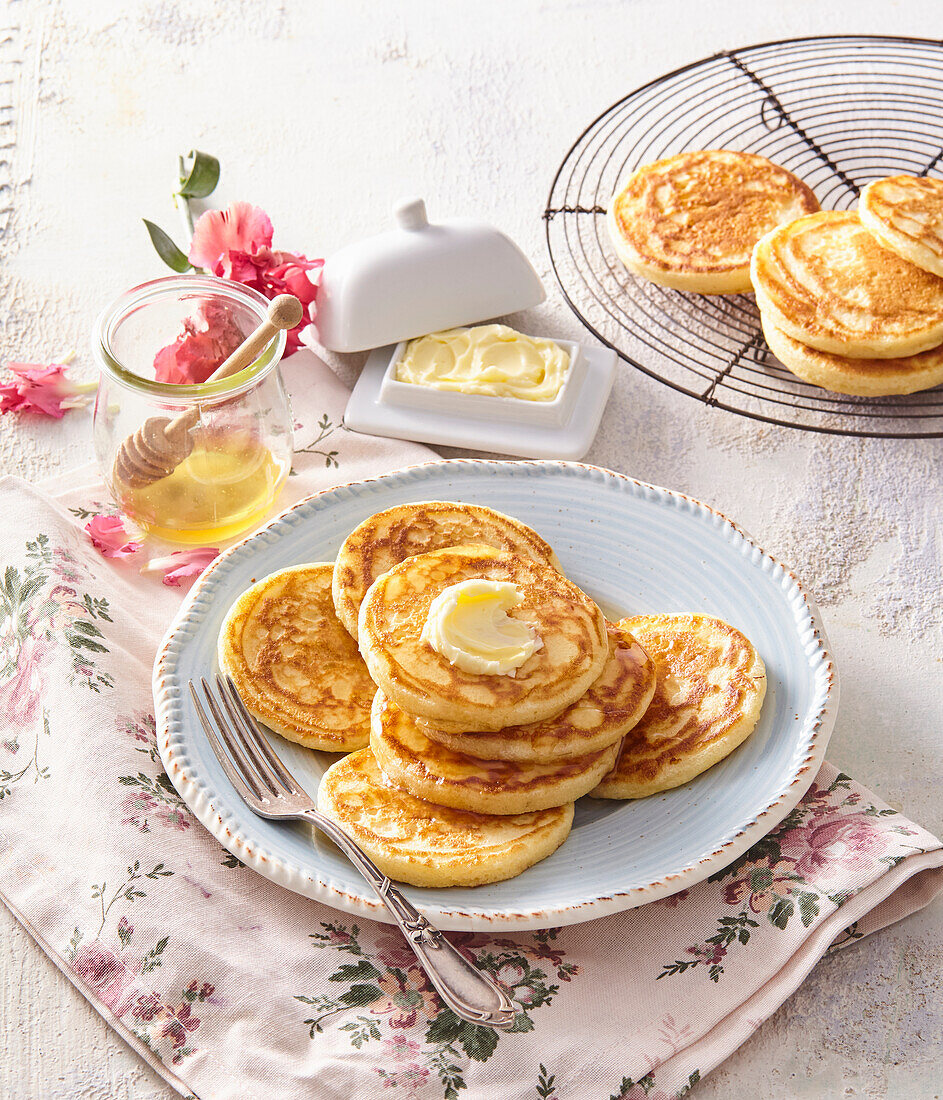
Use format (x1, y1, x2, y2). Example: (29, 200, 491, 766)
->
(1, 1, 941, 1097)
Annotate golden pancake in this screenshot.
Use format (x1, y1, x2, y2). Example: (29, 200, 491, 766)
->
(859, 174, 943, 278)
(333, 500, 560, 641)
(762, 312, 943, 396)
(418, 621, 656, 762)
(317, 748, 573, 887)
(371, 692, 619, 814)
(592, 614, 766, 799)
(751, 210, 943, 357)
(607, 149, 819, 294)
(358, 544, 609, 732)
(218, 563, 374, 752)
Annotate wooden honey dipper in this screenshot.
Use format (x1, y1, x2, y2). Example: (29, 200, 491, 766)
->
(113, 294, 303, 490)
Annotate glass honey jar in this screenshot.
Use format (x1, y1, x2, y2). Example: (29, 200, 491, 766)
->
(93, 276, 293, 544)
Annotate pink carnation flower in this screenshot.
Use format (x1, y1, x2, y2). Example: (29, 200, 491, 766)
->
(0, 363, 96, 418)
(85, 515, 143, 559)
(189, 202, 322, 356)
(141, 547, 219, 587)
(153, 301, 246, 385)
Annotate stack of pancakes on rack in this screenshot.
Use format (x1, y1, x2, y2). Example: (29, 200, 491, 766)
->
(608, 152, 943, 396)
(219, 502, 767, 888)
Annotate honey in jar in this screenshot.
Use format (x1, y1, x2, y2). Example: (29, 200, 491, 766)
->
(93, 277, 294, 544)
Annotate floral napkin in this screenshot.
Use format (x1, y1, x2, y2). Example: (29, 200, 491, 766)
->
(0, 351, 940, 1100)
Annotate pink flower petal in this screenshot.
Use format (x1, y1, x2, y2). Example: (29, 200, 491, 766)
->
(153, 301, 247, 385)
(184, 203, 323, 361)
(189, 202, 274, 270)
(0, 363, 94, 418)
(143, 547, 219, 587)
(85, 515, 143, 559)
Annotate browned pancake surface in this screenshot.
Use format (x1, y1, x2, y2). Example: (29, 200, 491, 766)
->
(859, 174, 943, 278)
(609, 150, 818, 282)
(751, 210, 943, 357)
(358, 544, 608, 731)
(371, 692, 618, 813)
(593, 614, 766, 799)
(332, 500, 560, 640)
(219, 563, 375, 751)
(317, 748, 574, 887)
(418, 621, 655, 761)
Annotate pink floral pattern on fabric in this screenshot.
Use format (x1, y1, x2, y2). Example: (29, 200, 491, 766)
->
(297, 924, 580, 1097)
(657, 771, 930, 983)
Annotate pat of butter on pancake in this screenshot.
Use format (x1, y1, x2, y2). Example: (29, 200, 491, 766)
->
(420, 579, 542, 675)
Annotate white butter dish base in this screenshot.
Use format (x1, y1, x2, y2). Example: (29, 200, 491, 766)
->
(344, 341, 617, 459)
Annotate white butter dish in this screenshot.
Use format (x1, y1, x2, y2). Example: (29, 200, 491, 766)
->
(315, 198, 545, 353)
(344, 339, 617, 460)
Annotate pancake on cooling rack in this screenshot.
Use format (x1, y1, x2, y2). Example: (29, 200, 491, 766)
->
(761, 312, 943, 397)
(592, 614, 766, 800)
(371, 691, 619, 814)
(218, 563, 375, 752)
(859, 174, 943, 279)
(332, 500, 560, 641)
(357, 543, 609, 732)
(607, 149, 819, 294)
(751, 209, 943, 358)
(317, 748, 574, 887)
(417, 620, 655, 762)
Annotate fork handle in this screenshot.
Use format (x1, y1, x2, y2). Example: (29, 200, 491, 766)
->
(302, 809, 517, 1029)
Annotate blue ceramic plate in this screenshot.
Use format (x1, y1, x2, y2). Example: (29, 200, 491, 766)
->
(155, 461, 837, 930)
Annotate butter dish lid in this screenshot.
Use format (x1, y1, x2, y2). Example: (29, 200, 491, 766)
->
(314, 198, 546, 353)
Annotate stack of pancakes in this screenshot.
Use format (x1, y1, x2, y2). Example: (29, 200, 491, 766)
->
(609, 153, 943, 395)
(218, 502, 767, 889)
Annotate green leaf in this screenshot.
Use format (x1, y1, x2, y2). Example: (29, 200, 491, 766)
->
(329, 960, 381, 983)
(68, 635, 108, 653)
(457, 1021, 498, 1062)
(797, 890, 820, 928)
(71, 620, 104, 637)
(19, 575, 44, 603)
(337, 983, 382, 1008)
(143, 219, 193, 273)
(177, 150, 220, 198)
(768, 897, 793, 930)
(425, 1008, 464, 1045)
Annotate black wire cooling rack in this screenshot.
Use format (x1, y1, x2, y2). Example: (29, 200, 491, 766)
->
(544, 35, 943, 438)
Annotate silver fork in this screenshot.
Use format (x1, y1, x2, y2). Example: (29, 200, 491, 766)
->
(189, 675, 516, 1029)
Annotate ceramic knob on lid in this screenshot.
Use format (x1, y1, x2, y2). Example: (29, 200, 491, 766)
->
(313, 198, 546, 353)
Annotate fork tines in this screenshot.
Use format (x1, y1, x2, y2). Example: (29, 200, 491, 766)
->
(189, 676, 304, 805)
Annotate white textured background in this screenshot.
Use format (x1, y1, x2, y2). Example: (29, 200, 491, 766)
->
(1, 1, 941, 1097)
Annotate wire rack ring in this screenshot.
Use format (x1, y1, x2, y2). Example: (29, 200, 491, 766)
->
(544, 34, 943, 438)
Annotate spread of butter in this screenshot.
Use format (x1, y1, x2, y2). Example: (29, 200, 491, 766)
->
(395, 324, 570, 401)
(420, 579, 541, 675)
